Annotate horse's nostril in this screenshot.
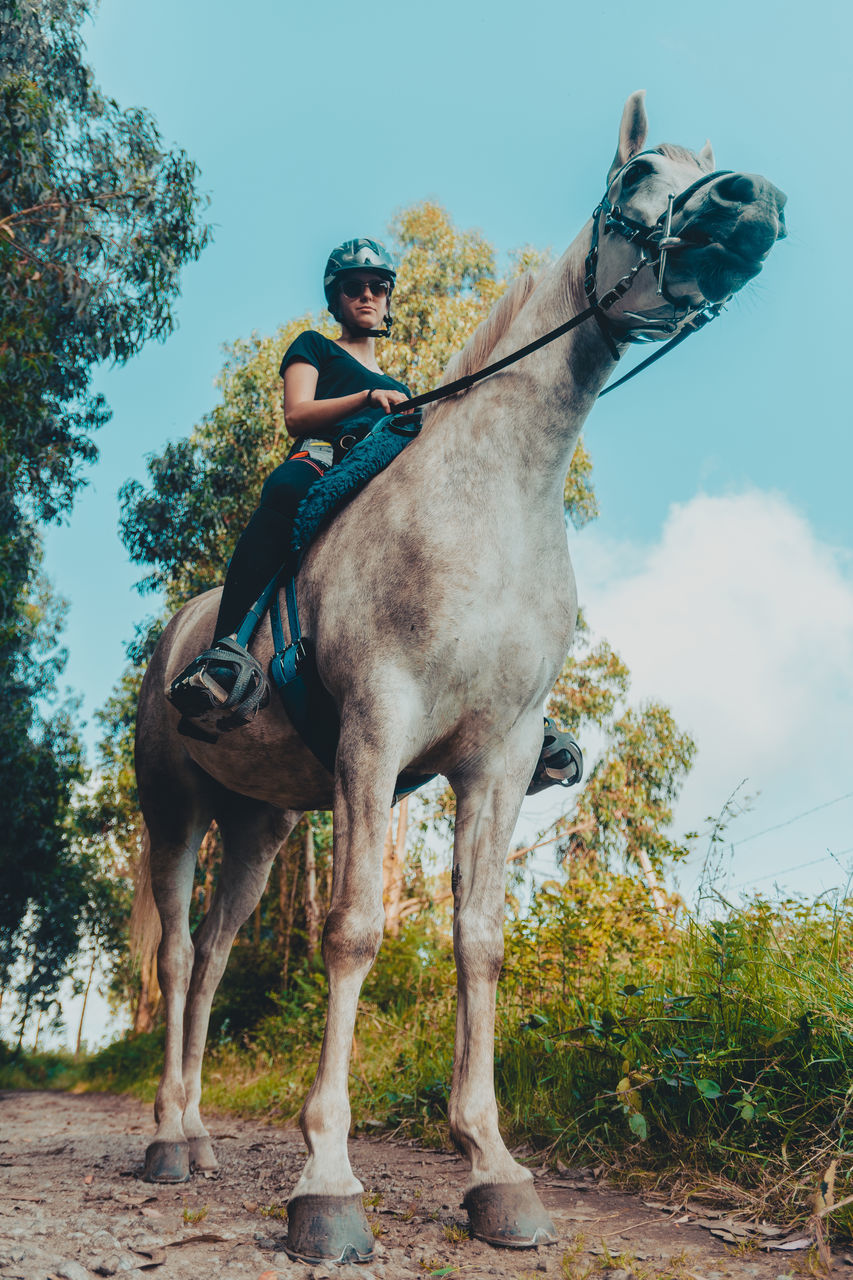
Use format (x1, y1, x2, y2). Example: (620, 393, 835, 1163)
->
(714, 173, 760, 204)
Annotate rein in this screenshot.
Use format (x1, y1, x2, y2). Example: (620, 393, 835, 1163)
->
(402, 155, 731, 413)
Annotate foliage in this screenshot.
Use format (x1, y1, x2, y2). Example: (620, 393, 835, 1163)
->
(546, 615, 696, 875)
(495, 886, 853, 1228)
(0, 547, 88, 1027)
(0, 1039, 79, 1090)
(0, 0, 210, 527)
(0, 0, 209, 1023)
(118, 309, 328, 605)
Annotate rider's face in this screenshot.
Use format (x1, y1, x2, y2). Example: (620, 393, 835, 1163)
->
(337, 275, 390, 330)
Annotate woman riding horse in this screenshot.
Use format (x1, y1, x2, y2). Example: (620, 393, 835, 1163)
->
(168, 238, 581, 792)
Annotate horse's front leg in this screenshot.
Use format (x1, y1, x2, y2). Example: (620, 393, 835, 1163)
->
(285, 732, 393, 1265)
(449, 734, 558, 1249)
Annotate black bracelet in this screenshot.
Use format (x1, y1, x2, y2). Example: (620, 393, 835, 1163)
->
(366, 388, 375, 407)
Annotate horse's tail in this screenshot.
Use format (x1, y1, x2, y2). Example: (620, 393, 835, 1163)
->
(130, 824, 162, 1001)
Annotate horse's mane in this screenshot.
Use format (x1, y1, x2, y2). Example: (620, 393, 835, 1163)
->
(427, 271, 537, 421)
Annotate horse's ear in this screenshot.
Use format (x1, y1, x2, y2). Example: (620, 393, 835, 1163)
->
(607, 90, 648, 183)
(698, 138, 716, 171)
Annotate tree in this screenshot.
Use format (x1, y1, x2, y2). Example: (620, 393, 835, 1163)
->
(1, 0, 210, 532)
(0, 0, 209, 1033)
(546, 615, 696, 886)
(0, 548, 89, 1039)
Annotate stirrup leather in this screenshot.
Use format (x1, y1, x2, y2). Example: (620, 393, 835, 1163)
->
(527, 717, 584, 795)
(167, 636, 270, 737)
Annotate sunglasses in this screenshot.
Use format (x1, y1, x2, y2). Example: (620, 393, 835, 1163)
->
(339, 277, 391, 299)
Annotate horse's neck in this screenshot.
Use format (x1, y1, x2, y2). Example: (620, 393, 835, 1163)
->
(428, 231, 616, 502)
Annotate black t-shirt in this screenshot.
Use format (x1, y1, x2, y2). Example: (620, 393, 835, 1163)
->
(279, 331, 410, 432)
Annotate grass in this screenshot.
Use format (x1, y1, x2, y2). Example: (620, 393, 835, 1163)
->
(0, 1043, 80, 1091)
(182, 1204, 208, 1224)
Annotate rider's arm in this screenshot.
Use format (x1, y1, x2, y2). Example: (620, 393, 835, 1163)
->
(283, 361, 408, 438)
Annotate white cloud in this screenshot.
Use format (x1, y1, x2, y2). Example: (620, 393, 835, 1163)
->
(569, 491, 853, 898)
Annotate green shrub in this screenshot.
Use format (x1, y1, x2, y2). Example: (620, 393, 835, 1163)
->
(0, 1041, 79, 1090)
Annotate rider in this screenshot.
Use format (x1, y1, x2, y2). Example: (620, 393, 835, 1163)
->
(168, 237, 581, 793)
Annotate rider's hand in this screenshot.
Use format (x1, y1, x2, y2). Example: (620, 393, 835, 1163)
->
(368, 388, 409, 414)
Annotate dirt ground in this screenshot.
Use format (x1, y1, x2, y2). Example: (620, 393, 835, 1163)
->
(0, 1090, 846, 1280)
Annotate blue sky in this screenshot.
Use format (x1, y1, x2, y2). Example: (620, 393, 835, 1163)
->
(42, 0, 852, 907)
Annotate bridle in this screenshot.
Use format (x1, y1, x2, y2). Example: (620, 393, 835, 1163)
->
(585, 150, 734, 354)
(401, 152, 737, 415)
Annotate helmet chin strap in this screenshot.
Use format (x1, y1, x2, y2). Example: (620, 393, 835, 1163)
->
(362, 310, 393, 339)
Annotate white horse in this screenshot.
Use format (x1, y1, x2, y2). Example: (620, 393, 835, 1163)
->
(132, 91, 786, 1263)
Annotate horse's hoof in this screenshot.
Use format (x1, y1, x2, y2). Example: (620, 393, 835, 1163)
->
(284, 1193, 374, 1264)
(188, 1136, 219, 1176)
(143, 1139, 191, 1183)
(463, 1181, 558, 1248)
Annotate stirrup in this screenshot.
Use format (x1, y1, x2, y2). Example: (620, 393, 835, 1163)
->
(166, 636, 270, 739)
(527, 717, 584, 795)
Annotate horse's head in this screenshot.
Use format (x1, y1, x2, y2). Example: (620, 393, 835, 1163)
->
(588, 91, 787, 343)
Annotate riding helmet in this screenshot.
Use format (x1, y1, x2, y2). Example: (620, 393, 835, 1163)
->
(323, 238, 397, 322)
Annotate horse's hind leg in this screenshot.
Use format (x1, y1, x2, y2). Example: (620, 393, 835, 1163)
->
(449, 732, 558, 1248)
(179, 797, 301, 1175)
(142, 790, 212, 1183)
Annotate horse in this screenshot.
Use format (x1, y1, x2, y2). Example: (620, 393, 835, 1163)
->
(132, 91, 786, 1264)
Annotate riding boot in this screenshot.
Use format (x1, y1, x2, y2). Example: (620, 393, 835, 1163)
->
(167, 505, 294, 725)
(527, 718, 584, 793)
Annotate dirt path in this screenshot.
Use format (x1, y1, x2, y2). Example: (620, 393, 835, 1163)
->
(0, 1091, 841, 1279)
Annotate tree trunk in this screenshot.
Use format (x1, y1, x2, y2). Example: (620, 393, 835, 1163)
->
(282, 852, 300, 989)
(15, 1005, 28, 1051)
(16, 950, 37, 1049)
(635, 847, 671, 917)
(191, 822, 218, 914)
(383, 798, 408, 938)
(277, 859, 288, 952)
(75, 951, 97, 1057)
(32, 1007, 42, 1052)
(200, 823, 218, 915)
(304, 820, 319, 967)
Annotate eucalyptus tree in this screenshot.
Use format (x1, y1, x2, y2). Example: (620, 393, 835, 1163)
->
(0, 0, 209, 1022)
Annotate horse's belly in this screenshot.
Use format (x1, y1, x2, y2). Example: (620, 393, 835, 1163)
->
(185, 707, 335, 810)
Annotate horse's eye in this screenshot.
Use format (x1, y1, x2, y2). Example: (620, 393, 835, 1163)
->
(621, 159, 655, 187)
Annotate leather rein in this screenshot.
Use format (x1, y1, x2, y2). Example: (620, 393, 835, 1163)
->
(401, 153, 734, 413)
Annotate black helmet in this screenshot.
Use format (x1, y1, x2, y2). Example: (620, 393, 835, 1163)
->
(323, 238, 396, 326)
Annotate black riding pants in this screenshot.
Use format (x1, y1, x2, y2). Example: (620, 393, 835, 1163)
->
(213, 453, 326, 639)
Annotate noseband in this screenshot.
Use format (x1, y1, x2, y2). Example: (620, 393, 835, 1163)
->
(584, 151, 735, 357)
(401, 154, 741, 414)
